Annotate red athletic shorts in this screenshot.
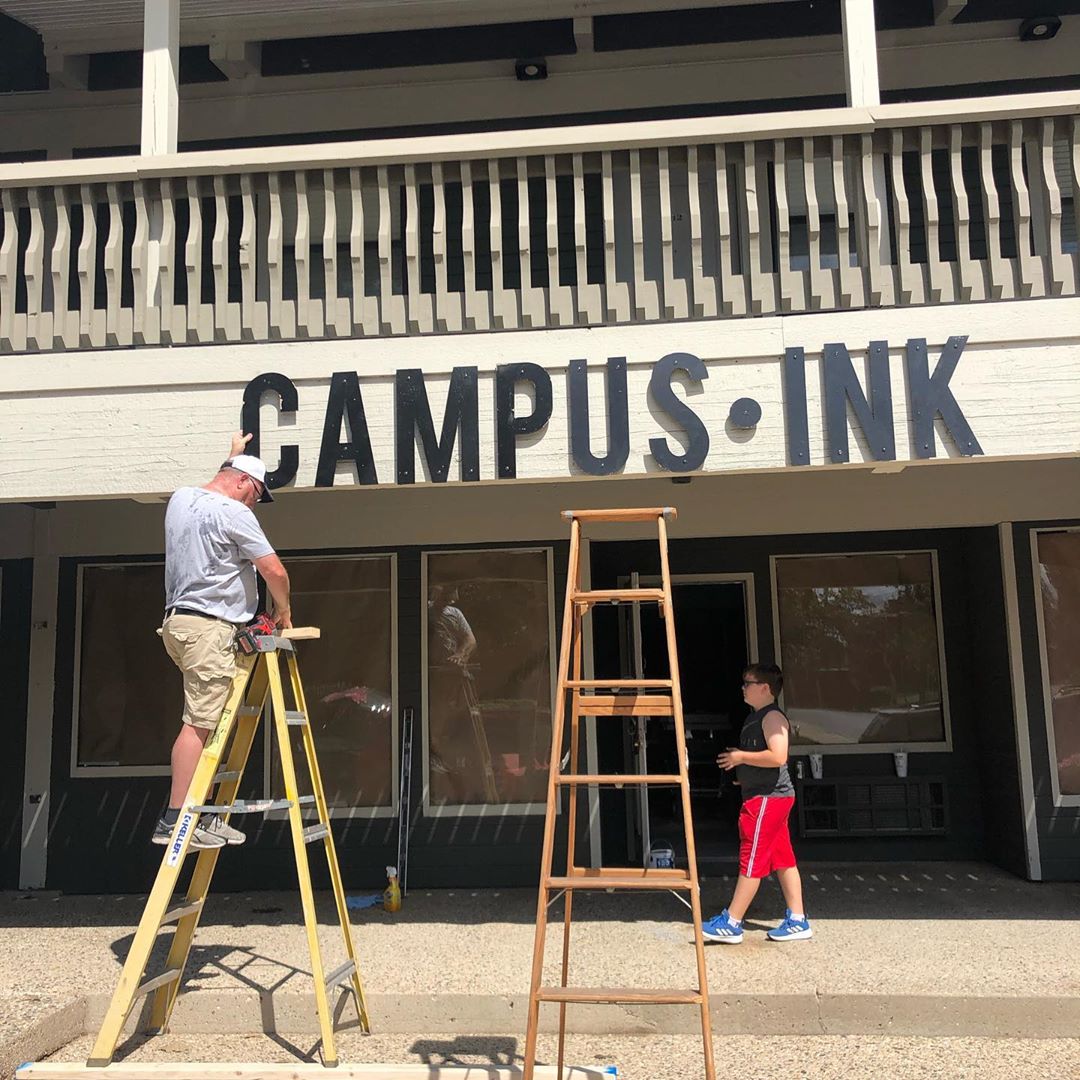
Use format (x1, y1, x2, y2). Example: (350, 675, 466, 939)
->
(739, 795, 796, 878)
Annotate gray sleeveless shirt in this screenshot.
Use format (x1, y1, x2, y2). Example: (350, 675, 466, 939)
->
(736, 705, 795, 799)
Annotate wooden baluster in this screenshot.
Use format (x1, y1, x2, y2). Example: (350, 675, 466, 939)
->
(0, 189, 22, 351)
(572, 152, 603, 324)
(773, 139, 798, 312)
(546, 154, 575, 326)
(888, 128, 923, 306)
(686, 145, 716, 318)
(601, 150, 630, 322)
(714, 143, 746, 316)
(158, 177, 178, 343)
(460, 159, 485, 331)
(918, 126, 950, 303)
(658, 146, 688, 319)
(211, 174, 235, 340)
(432, 160, 462, 332)
(24, 187, 46, 350)
(948, 126, 980, 303)
(1008, 119, 1041, 298)
(103, 182, 128, 346)
(76, 183, 102, 347)
(1039, 117, 1073, 296)
(51, 186, 77, 348)
(321, 168, 343, 336)
(977, 123, 1009, 300)
(831, 135, 861, 308)
(629, 148, 659, 320)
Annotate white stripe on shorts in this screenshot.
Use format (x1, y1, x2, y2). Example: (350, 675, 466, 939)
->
(746, 796, 769, 876)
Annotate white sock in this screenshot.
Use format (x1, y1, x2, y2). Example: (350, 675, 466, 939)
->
(790, 912, 806, 921)
(730, 917, 742, 927)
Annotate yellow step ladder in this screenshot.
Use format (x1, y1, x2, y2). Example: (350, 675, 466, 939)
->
(88, 627, 370, 1068)
(522, 508, 715, 1080)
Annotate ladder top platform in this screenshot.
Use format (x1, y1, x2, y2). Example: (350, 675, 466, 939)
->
(561, 507, 676, 523)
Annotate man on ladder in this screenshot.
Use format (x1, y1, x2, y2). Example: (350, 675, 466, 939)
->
(154, 432, 292, 851)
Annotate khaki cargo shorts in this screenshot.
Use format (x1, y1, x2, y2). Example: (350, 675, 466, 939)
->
(160, 613, 239, 730)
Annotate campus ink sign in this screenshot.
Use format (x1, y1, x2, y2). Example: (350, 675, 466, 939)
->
(240, 335, 983, 490)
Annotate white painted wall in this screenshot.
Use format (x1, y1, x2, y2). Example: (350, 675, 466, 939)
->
(1, 296, 1078, 506)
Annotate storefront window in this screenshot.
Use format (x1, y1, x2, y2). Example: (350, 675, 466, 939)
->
(272, 556, 396, 810)
(425, 549, 552, 808)
(76, 562, 175, 768)
(775, 553, 946, 748)
(1035, 532, 1080, 797)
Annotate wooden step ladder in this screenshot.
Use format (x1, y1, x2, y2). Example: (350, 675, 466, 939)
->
(522, 508, 715, 1080)
(87, 627, 370, 1068)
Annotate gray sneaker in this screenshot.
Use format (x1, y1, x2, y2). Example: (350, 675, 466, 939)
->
(151, 816, 226, 850)
(202, 814, 247, 846)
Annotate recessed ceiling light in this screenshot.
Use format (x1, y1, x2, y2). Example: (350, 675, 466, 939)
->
(1018, 16, 1062, 41)
(515, 58, 548, 81)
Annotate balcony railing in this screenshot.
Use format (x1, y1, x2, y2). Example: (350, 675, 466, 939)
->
(1, 91, 1078, 353)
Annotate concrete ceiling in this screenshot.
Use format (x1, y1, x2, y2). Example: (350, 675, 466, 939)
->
(1, 0, 790, 40)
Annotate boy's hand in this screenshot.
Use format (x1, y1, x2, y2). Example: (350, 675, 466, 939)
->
(230, 431, 254, 457)
(717, 748, 743, 771)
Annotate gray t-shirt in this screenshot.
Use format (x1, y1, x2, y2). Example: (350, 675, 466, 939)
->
(164, 486, 275, 623)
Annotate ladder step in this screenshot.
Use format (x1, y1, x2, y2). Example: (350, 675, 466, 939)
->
(565, 678, 673, 689)
(134, 968, 182, 1000)
(303, 824, 329, 844)
(212, 770, 242, 783)
(161, 900, 204, 925)
(536, 985, 702, 1005)
(546, 868, 692, 891)
(237, 705, 262, 718)
(285, 710, 308, 725)
(572, 589, 666, 605)
(557, 774, 683, 786)
(576, 695, 673, 716)
(187, 797, 314, 814)
(324, 958, 357, 991)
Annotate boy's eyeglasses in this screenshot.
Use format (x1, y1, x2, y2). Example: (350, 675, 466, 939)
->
(741, 679, 766, 688)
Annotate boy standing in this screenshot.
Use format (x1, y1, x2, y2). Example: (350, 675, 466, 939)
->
(702, 663, 812, 943)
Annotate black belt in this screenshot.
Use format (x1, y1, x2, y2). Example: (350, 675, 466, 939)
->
(166, 606, 217, 619)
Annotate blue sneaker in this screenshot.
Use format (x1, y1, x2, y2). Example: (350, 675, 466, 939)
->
(766, 909, 813, 941)
(701, 909, 743, 944)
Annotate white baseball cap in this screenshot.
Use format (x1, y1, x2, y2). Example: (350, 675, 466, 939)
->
(227, 454, 274, 502)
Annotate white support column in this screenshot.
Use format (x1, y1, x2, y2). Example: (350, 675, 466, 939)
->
(141, 0, 179, 156)
(998, 522, 1042, 881)
(933, 0, 969, 24)
(20, 510, 59, 890)
(573, 17, 594, 54)
(841, 0, 881, 108)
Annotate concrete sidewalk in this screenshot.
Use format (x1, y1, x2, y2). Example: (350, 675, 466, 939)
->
(2, 862, 1078, 1077)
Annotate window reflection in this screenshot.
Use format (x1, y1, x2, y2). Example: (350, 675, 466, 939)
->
(426, 549, 552, 807)
(1036, 533, 1080, 797)
(273, 556, 395, 810)
(776, 553, 946, 747)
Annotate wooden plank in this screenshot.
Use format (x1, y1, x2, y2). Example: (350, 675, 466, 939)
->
(322, 167, 344, 336)
(23, 186, 46, 350)
(459, 159, 486, 331)
(536, 986, 702, 1005)
(546, 871, 692, 888)
(50, 185, 77, 348)
(545, 153, 574, 326)
(657, 146, 686, 319)
(978, 121, 1010, 300)
(554, 773, 683, 785)
(600, 150, 630, 322)
(713, 142, 745, 315)
(628, 147, 659, 320)
(1039, 116, 1073, 295)
(281, 626, 321, 640)
(563, 507, 675, 522)
(103, 182, 125, 345)
(772, 139, 797, 312)
(576, 695, 674, 716)
(17, 1065, 610, 1079)
(572, 152, 603, 324)
(568, 866, 689, 880)
(564, 678, 673, 689)
(0, 188, 20, 351)
(947, 124, 980, 302)
(685, 145, 717, 318)
(918, 126, 949, 303)
(157, 177, 178, 343)
(432, 160, 463, 332)
(1008, 118, 1041, 297)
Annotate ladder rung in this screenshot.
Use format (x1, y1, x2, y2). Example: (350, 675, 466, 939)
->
(536, 985, 701, 1005)
(569, 866, 690, 881)
(556, 774, 683, 786)
(324, 958, 356, 990)
(303, 824, 329, 843)
(546, 873, 692, 891)
(187, 797, 313, 814)
(562, 507, 676, 523)
(572, 589, 666, 605)
(285, 710, 308, 725)
(161, 900, 204, 925)
(134, 968, 182, 1000)
(213, 770, 242, 783)
(237, 705, 262, 718)
(576, 695, 673, 716)
(564, 679, 673, 689)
